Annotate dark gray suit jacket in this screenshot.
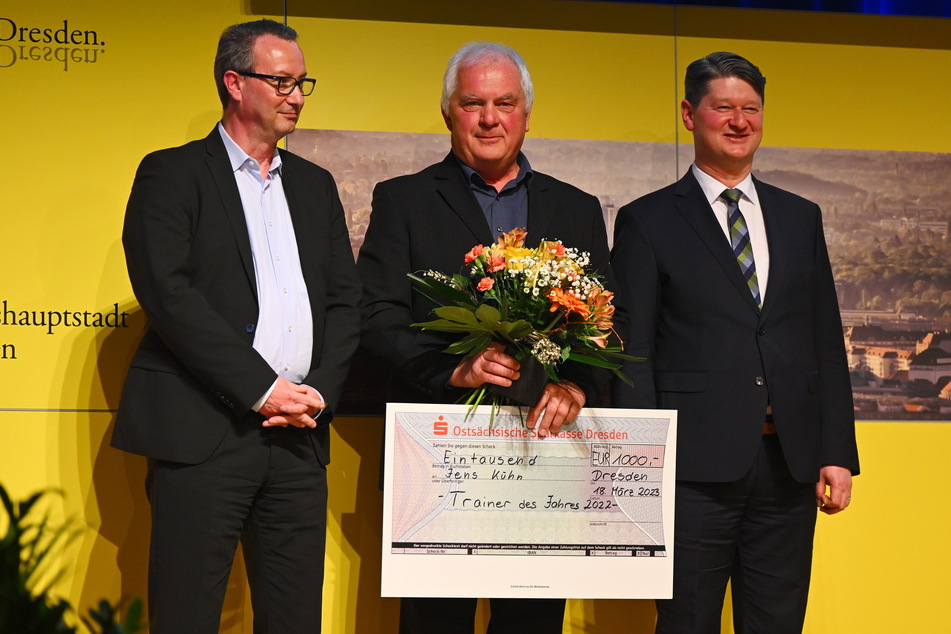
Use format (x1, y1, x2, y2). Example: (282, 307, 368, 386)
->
(112, 128, 361, 465)
(358, 153, 610, 405)
(611, 170, 859, 483)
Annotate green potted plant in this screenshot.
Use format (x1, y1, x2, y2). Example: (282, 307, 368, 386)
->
(0, 483, 144, 634)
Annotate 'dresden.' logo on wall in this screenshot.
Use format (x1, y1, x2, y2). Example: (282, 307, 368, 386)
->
(0, 17, 105, 71)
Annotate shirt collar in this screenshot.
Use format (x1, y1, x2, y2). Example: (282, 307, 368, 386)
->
(217, 122, 282, 175)
(456, 151, 533, 193)
(691, 163, 759, 207)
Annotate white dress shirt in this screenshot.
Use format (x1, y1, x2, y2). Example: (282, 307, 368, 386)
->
(691, 163, 770, 299)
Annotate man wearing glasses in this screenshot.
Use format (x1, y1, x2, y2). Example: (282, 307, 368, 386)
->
(112, 19, 360, 632)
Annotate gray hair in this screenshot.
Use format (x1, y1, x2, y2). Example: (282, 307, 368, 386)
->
(684, 51, 766, 107)
(441, 42, 534, 116)
(213, 19, 298, 108)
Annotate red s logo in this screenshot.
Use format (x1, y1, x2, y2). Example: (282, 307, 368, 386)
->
(433, 415, 448, 435)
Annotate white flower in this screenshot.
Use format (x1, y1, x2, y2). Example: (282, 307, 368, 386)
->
(531, 338, 563, 365)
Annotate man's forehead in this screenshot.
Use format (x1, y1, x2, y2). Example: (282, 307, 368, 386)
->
(458, 90, 521, 101)
(252, 35, 304, 66)
(702, 77, 761, 101)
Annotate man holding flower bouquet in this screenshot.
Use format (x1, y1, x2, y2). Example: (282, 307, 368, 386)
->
(358, 42, 611, 633)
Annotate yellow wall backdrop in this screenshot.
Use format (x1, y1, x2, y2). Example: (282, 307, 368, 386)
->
(1, 1, 948, 632)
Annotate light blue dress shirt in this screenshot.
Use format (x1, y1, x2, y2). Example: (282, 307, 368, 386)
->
(218, 124, 315, 410)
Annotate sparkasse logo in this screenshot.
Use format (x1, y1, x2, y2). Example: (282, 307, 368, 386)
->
(433, 416, 448, 435)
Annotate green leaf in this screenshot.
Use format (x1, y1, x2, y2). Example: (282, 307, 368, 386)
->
(498, 320, 534, 340)
(595, 349, 644, 362)
(445, 332, 492, 355)
(434, 305, 482, 326)
(408, 273, 475, 307)
(411, 318, 480, 333)
(123, 596, 146, 632)
(473, 303, 502, 325)
(566, 351, 622, 370)
(612, 368, 635, 387)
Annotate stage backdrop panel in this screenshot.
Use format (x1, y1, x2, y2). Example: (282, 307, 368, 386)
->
(2, 0, 950, 632)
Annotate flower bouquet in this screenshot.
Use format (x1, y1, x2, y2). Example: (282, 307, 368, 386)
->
(409, 228, 634, 416)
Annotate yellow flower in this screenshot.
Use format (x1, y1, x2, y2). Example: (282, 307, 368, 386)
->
(504, 247, 534, 270)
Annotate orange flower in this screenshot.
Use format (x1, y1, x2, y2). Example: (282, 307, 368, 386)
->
(548, 288, 590, 319)
(486, 253, 506, 273)
(496, 227, 527, 248)
(539, 240, 566, 260)
(464, 244, 484, 264)
(477, 277, 494, 292)
(587, 287, 615, 331)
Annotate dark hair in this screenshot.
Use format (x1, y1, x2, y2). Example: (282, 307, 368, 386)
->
(213, 19, 298, 108)
(684, 51, 766, 107)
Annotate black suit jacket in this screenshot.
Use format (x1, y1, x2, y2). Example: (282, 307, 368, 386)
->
(358, 153, 610, 404)
(112, 128, 361, 465)
(611, 170, 859, 483)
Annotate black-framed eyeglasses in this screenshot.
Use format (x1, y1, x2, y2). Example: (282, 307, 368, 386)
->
(237, 71, 316, 96)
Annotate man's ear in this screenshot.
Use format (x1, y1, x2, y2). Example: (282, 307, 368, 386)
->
(223, 70, 243, 104)
(681, 99, 695, 132)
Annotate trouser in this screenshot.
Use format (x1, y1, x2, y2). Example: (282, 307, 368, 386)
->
(656, 434, 817, 634)
(146, 420, 328, 633)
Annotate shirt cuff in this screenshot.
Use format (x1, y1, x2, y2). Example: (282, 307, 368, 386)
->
(252, 378, 279, 413)
(303, 384, 325, 419)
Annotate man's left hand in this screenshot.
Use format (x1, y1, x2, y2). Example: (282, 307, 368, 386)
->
(816, 465, 852, 515)
(260, 379, 325, 428)
(526, 381, 585, 438)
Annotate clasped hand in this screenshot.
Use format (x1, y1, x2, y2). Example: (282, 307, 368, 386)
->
(260, 377, 324, 428)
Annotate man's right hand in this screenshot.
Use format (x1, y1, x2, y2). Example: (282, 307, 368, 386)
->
(259, 377, 324, 428)
(449, 341, 521, 389)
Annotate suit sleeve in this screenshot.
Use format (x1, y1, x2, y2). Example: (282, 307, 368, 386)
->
(122, 150, 276, 414)
(811, 204, 860, 474)
(610, 202, 659, 409)
(358, 181, 460, 398)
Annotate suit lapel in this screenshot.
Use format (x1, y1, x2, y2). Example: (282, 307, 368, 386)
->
(673, 171, 762, 314)
(526, 174, 553, 247)
(434, 154, 495, 245)
(753, 175, 786, 321)
(203, 129, 256, 291)
(280, 152, 322, 282)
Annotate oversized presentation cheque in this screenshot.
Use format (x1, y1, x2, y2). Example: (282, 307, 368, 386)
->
(381, 403, 677, 599)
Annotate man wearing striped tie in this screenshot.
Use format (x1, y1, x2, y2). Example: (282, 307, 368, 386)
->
(611, 52, 859, 633)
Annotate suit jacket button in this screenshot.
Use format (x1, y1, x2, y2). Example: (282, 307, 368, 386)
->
(757, 327, 766, 336)
(755, 376, 766, 386)
(246, 324, 255, 333)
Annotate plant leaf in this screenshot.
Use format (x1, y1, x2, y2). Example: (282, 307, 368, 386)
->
(566, 351, 622, 370)
(445, 332, 493, 355)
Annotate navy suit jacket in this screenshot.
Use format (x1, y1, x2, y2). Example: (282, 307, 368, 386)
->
(611, 170, 859, 483)
(358, 153, 610, 405)
(112, 128, 361, 465)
